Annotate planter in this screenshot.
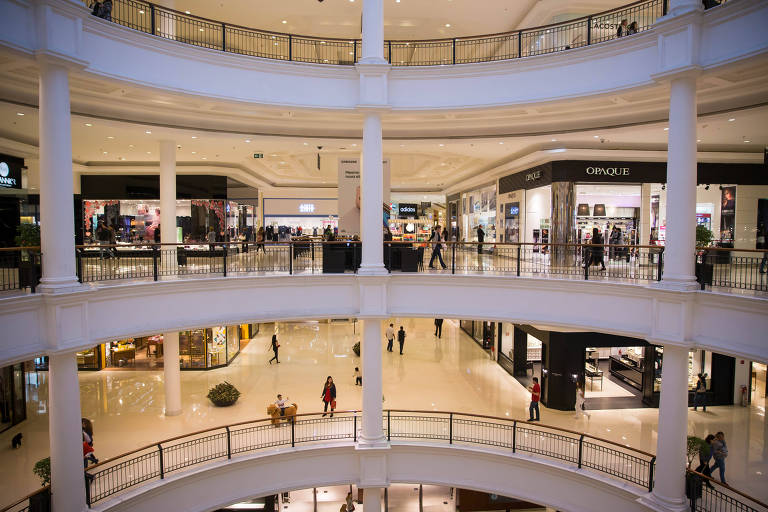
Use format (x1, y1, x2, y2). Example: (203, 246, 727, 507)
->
(207, 381, 241, 407)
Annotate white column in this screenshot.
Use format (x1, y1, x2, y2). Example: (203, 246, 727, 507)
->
(359, 112, 386, 275)
(652, 344, 689, 511)
(661, 76, 698, 290)
(640, 183, 651, 246)
(38, 61, 79, 292)
(669, 0, 702, 16)
(163, 331, 182, 416)
(361, 0, 385, 63)
(49, 352, 87, 512)
(159, 140, 177, 244)
(360, 319, 385, 444)
(363, 488, 383, 512)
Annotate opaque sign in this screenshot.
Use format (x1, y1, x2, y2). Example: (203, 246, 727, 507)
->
(585, 166, 630, 177)
(0, 155, 22, 189)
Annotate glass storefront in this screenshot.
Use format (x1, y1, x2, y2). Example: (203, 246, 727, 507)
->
(459, 319, 496, 350)
(461, 185, 497, 244)
(0, 363, 26, 433)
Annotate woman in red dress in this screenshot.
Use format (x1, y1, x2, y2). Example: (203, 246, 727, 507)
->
(321, 376, 336, 417)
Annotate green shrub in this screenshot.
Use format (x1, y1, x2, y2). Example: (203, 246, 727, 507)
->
(687, 436, 707, 469)
(207, 381, 241, 406)
(696, 225, 713, 248)
(33, 457, 50, 486)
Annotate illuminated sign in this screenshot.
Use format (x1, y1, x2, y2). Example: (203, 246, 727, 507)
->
(299, 203, 315, 213)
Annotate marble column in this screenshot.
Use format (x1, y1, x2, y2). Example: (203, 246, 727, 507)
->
(359, 113, 386, 275)
(363, 488, 383, 512)
(361, 0, 385, 63)
(163, 331, 182, 416)
(360, 319, 385, 444)
(49, 352, 87, 512)
(38, 60, 79, 293)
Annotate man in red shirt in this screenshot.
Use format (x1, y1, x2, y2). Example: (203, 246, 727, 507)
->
(527, 377, 541, 422)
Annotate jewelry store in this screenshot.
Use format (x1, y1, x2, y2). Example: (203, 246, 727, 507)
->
(496, 160, 767, 252)
(497, 324, 739, 410)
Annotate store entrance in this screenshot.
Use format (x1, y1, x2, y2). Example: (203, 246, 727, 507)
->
(752, 362, 767, 404)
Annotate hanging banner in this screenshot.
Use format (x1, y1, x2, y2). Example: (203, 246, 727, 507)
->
(338, 157, 361, 236)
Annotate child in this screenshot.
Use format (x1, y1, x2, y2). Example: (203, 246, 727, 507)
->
(275, 394, 287, 416)
(353, 367, 362, 386)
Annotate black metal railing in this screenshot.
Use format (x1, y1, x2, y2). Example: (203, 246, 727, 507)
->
(4, 411, 764, 511)
(0, 247, 41, 293)
(78, 0, 732, 66)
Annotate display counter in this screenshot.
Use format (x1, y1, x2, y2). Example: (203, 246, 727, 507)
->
(322, 243, 361, 273)
(609, 355, 643, 390)
(585, 362, 604, 390)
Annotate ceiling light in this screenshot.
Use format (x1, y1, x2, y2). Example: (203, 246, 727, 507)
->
(202, 157, 207, 160)
(245, 139, 252, 143)
(85, 123, 93, 127)
(138, 9, 144, 14)
(16, 112, 24, 116)
(349, 52, 354, 55)
(498, 142, 504, 144)
(280, 161, 286, 164)
(744, 140, 751, 143)
(199, 28, 204, 32)
(352, 143, 357, 147)
(400, 144, 405, 147)
(304, 142, 309, 145)
(282, 20, 287, 24)
(119, 157, 125, 161)
(551, 138, 557, 142)
(145, 130, 152, 134)
(445, 24, 451, 28)
(146, 151, 151, 154)
(128, 144, 134, 148)
(191, 151, 197, 154)
(271, 154, 278, 157)
(439, 143, 444, 147)
(728, 118, 735, 122)
(663, 127, 669, 131)
(396, 0, 400, 2)
(103, 151, 108, 155)
(185, 10, 190, 14)
(106, 136, 115, 139)
(593, 135, 599, 138)
(697, 139, 702, 142)
(191, 136, 198, 139)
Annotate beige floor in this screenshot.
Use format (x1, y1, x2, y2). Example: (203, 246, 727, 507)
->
(0, 318, 766, 508)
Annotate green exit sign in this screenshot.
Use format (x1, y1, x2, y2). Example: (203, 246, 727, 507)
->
(253, 153, 263, 159)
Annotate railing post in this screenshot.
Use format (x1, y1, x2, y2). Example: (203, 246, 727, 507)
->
(222, 244, 227, 277)
(452, 38, 456, 65)
(157, 443, 164, 479)
(152, 245, 158, 281)
(387, 410, 391, 441)
(291, 417, 295, 447)
(517, 30, 523, 57)
(150, 4, 156, 35)
(76, 248, 83, 283)
(353, 41, 357, 63)
(388, 40, 392, 63)
(451, 242, 456, 274)
(289, 34, 293, 61)
(226, 426, 231, 459)
(289, 243, 293, 275)
(587, 16, 592, 45)
(577, 434, 584, 468)
(648, 456, 656, 492)
(222, 23, 227, 51)
(657, 250, 663, 281)
(353, 414, 357, 442)
(449, 413, 453, 444)
(516, 246, 521, 276)
(584, 253, 589, 281)
(311, 241, 315, 273)
(512, 420, 516, 453)
(387, 242, 392, 273)
(84, 473, 92, 507)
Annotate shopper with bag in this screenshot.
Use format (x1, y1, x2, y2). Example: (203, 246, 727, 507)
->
(321, 376, 337, 417)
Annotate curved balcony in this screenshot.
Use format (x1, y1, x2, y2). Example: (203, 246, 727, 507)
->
(89, 0, 702, 67)
(3, 410, 764, 512)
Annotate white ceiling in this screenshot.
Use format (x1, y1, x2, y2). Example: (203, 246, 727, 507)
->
(2, 101, 765, 191)
(151, 0, 624, 41)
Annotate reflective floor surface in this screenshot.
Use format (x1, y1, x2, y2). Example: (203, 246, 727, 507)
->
(0, 318, 766, 507)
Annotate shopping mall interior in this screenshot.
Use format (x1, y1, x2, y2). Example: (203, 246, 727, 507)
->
(0, 0, 767, 511)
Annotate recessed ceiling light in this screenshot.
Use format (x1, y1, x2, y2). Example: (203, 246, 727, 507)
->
(199, 28, 204, 32)
(445, 24, 451, 27)
(304, 142, 309, 145)
(85, 123, 93, 127)
(282, 20, 287, 24)
(351, 143, 357, 147)
(146, 151, 152, 154)
(593, 135, 599, 138)
(498, 142, 504, 144)
(663, 127, 669, 131)
(16, 112, 24, 116)
(439, 143, 444, 147)
(103, 151, 108, 155)
(202, 157, 207, 160)
(139, 9, 144, 14)
(185, 10, 190, 14)
(400, 144, 405, 147)
(106, 136, 114, 139)
(728, 118, 735, 122)
(697, 139, 702, 142)
(145, 130, 152, 134)
(245, 139, 252, 143)
(191, 151, 197, 154)
(551, 138, 557, 142)
(280, 161, 286, 164)
(119, 157, 125, 161)
(744, 140, 751, 143)
(191, 136, 198, 139)
(129, 144, 134, 148)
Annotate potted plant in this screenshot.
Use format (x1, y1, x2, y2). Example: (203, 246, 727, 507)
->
(353, 341, 360, 357)
(207, 381, 241, 407)
(685, 436, 708, 500)
(15, 224, 42, 291)
(31, 457, 51, 512)
(695, 225, 714, 288)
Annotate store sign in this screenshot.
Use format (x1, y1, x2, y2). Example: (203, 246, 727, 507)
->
(508, 205, 519, 216)
(0, 154, 23, 189)
(585, 166, 630, 177)
(299, 203, 315, 213)
(526, 170, 543, 182)
(398, 203, 418, 218)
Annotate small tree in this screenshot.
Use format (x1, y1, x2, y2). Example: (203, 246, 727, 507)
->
(686, 436, 708, 469)
(33, 457, 50, 486)
(696, 225, 713, 248)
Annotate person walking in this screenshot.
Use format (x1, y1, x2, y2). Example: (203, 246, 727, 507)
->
(527, 377, 541, 422)
(428, 225, 447, 270)
(354, 367, 362, 386)
(710, 431, 728, 485)
(574, 383, 590, 419)
(385, 323, 395, 352)
(321, 376, 336, 417)
(345, 492, 356, 512)
(695, 434, 716, 488)
(269, 334, 280, 364)
(586, 227, 606, 271)
(256, 226, 266, 253)
(693, 373, 708, 411)
(434, 318, 444, 338)
(397, 326, 406, 355)
(476, 225, 485, 254)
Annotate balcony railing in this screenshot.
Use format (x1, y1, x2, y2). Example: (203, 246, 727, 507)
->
(79, 0, 731, 66)
(2, 242, 767, 295)
(2, 410, 765, 511)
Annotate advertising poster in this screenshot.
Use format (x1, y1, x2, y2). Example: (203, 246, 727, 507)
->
(338, 157, 361, 236)
(720, 186, 736, 242)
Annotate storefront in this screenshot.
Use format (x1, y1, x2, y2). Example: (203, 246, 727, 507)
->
(388, 200, 445, 242)
(35, 324, 253, 371)
(497, 160, 767, 251)
(461, 184, 497, 245)
(80, 175, 258, 243)
(0, 153, 39, 248)
(0, 363, 26, 434)
(498, 325, 738, 410)
(262, 197, 337, 237)
(459, 319, 497, 351)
